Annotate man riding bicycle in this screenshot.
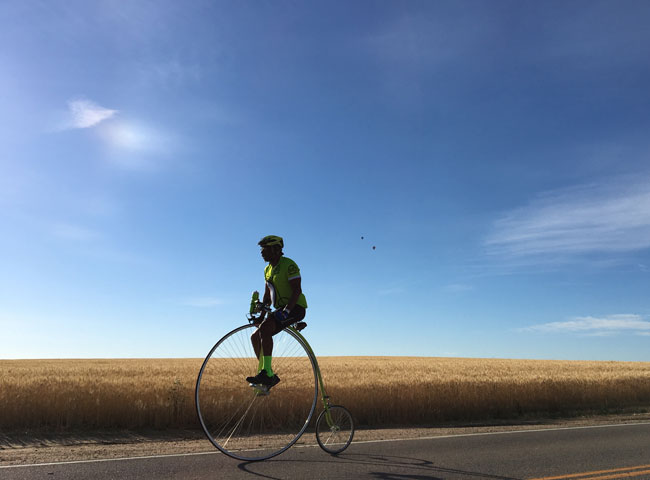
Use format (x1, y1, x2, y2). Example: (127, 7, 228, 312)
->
(247, 235, 307, 389)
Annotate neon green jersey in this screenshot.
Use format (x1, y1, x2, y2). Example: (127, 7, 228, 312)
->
(264, 256, 308, 309)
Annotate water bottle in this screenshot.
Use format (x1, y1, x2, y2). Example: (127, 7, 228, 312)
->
(249, 291, 260, 314)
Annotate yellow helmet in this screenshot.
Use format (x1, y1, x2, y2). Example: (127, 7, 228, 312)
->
(258, 235, 284, 248)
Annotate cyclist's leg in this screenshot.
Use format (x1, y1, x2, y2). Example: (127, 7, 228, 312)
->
(257, 306, 306, 358)
(259, 318, 276, 361)
(250, 317, 278, 358)
(271, 306, 306, 335)
(262, 308, 306, 380)
(251, 329, 261, 359)
(248, 317, 279, 379)
(250, 332, 264, 373)
(248, 307, 306, 382)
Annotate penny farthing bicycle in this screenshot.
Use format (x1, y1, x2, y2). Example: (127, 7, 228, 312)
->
(195, 294, 354, 461)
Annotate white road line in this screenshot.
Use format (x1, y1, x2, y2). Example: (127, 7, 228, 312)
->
(346, 421, 650, 446)
(0, 450, 220, 469)
(2, 421, 649, 469)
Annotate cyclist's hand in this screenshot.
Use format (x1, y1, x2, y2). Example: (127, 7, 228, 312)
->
(253, 312, 266, 326)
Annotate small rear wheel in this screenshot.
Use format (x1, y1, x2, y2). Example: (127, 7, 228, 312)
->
(315, 405, 354, 454)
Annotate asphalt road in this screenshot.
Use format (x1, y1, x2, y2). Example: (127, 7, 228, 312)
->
(2, 423, 649, 480)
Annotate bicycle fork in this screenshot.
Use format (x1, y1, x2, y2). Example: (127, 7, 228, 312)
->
(288, 325, 338, 429)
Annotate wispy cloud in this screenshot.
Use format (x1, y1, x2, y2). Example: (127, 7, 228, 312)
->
(95, 119, 180, 171)
(67, 99, 117, 129)
(60, 97, 173, 162)
(521, 314, 650, 336)
(485, 175, 650, 263)
(98, 121, 170, 153)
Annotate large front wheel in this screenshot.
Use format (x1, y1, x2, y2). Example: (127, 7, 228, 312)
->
(195, 324, 318, 461)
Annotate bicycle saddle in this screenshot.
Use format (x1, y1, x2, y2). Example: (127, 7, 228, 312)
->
(294, 321, 307, 331)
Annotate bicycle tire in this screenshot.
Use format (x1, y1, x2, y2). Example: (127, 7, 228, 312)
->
(315, 405, 354, 454)
(195, 324, 318, 461)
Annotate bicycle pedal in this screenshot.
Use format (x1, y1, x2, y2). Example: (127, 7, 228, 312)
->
(250, 384, 270, 395)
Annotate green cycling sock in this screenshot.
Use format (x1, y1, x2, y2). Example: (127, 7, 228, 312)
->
(262, 356, 274, 377)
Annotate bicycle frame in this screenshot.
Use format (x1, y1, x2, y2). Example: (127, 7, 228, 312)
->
(286, 325, 336, 427)
(248, 303, 336, 428)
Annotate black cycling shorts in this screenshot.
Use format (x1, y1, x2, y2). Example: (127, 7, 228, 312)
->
(274, 305, 306, 329)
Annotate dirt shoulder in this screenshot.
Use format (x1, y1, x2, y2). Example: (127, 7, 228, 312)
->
(2, 412, 650, 466)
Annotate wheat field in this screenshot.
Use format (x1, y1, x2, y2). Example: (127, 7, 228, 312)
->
(1, 357, 649, 431)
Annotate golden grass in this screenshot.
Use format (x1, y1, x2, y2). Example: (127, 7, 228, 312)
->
(1, 357, 649, 431)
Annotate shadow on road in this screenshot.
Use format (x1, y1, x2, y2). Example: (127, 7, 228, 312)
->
(238, 452, 522, 480)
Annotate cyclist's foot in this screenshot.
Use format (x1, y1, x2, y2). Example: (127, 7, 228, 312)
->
(245, 371, 263, 384)
(246, 371, 280, 388)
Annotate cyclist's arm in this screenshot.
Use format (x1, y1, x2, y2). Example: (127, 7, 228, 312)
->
(260, 285, 271, 319)
(286, 277, 302, 312)
(262, 284, 272, 311)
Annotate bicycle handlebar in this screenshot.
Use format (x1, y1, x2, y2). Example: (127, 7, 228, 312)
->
(247, 301, 273, 323)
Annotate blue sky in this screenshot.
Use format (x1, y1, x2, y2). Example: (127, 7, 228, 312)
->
(2, 1, 650, 360)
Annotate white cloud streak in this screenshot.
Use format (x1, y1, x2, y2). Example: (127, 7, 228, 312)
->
(67, 99, 117, 129)
(521, 314, 650, 336)
(486, 176, 650, 261)
(54, 98, 178, 171)
(95, 120, 179, 171)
